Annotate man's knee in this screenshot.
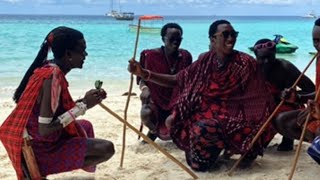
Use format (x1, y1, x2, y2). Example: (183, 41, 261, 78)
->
(102, 140, 115, 160)
(274, 111, 298, 130)
(77, 119, 93, 131)
(140, 104, 152, 121)
(140, 104, 157, 131)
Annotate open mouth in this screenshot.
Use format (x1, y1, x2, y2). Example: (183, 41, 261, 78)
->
(225, 41, 235, 49)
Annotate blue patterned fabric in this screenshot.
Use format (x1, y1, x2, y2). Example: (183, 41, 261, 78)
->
(308, 136, 320, 165)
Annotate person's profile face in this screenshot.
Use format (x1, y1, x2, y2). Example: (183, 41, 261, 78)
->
(313, 26, 320, 52)
(69, 39, 87, 69)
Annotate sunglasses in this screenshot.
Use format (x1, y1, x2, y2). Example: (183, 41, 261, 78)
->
(165, 37, 183, 43)
(254, 41, 276, 51)
(214, 30, 239, 39)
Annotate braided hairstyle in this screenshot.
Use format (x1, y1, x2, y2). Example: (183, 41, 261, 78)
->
(13, 26, 84, 103)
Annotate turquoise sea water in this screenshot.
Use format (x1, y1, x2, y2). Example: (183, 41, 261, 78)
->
(0, 15, 318, 98)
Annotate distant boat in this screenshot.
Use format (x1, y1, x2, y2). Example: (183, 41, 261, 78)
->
(114, 12, 134, 21)
(302, 11, 317, 18)
(105, 0, 116, 17)
(105, 0, 134, 21)
(129, 15, 164, 34)
(106, 10, 117, 17)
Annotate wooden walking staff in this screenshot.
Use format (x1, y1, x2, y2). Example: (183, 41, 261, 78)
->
(120, 17, 142, 168)
(134, 15, 165, 140)
(98, 102, 198, 179)
(288, 84, 320, 180)
(228, 52, 319, 176)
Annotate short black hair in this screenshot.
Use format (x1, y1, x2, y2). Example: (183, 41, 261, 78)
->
(315, 18, 320, 26)
(254, 38, 272, 46)
(208, 20, 231, 37)
(161, 23, 183, 37)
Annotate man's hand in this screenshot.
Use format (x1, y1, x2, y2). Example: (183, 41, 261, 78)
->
(83, 89, 107, 109)
(308, 99, 320, 120)
(281, 88, 298, 103)
(128, 58, 149, 79)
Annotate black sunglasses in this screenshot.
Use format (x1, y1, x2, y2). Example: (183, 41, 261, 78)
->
(213, 30, 239, 39)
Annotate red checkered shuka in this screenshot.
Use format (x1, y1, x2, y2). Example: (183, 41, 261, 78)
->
(0, 64, 84, 179)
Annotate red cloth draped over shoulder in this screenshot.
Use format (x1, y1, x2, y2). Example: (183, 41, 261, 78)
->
(0, 64, 82, 179)
(171, 51, 276, 154)
(137, 47, 192, 110)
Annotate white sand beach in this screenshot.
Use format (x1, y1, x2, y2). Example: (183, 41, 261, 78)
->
(0, 87, 319, 180)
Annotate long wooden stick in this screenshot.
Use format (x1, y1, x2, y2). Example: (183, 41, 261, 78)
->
(138, 123, 143, 140)
(99, 103, 198, 179)
(288, 86, 320, 180)
(228, 52, 319, 176)
(120, 18, 142, 168)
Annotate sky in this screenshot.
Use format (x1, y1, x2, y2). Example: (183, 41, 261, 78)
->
(0, 0, 319, 16)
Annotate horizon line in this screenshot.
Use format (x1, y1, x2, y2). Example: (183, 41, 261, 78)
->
(0, 13, 306, 17)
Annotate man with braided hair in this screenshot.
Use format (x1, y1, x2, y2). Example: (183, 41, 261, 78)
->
(129, 20, 276, 171)
(0, 26, 114, 179)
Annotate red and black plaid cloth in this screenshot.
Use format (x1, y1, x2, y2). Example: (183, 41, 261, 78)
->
(170, 51, 276, 163)
(0, 64, 82, 179)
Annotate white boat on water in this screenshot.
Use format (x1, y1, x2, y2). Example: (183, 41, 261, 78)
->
(302, 11, 317, 18)
(114, 12, 134, 21)
(106, 10, 117, 17)
(105, 0, 134, 21)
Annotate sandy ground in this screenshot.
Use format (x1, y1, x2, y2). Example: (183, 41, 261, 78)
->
(0, 89, 319, 180)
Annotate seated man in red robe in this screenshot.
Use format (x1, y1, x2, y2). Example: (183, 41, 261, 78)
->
(274, 18, 320, 166)
(273, 18, 320, 144)
(129, 20, 276, 171)
(253, 38, 315, 151)
(0, 26, 115, 179)
(137, 23, 192, 142)
(308, 18, 320, 165)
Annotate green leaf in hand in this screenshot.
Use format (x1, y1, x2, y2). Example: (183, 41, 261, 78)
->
(95, 80, 103, 89)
